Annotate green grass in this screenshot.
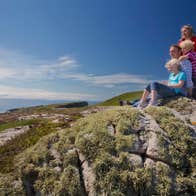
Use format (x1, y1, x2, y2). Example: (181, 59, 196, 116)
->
(97, 91, 142, 106)
(0, 119, 39, 133)
(10, 101, 89, 115)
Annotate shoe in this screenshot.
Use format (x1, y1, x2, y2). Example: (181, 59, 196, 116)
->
(147, 100, 158, 107)
(137, 101, 148, 109)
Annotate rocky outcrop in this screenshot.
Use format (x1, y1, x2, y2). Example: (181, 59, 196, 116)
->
(0, 97, 195, 195)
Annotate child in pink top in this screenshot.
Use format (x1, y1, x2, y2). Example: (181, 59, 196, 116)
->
(179, 40, 196, 98)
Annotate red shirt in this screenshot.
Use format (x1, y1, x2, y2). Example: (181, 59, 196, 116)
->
(178, 36, 196, 52)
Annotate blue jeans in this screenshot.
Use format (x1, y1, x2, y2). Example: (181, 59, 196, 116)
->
(145, 82, 176, 98)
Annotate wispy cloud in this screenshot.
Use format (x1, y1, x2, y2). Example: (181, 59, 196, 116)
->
(40, 56, 79, 71)
(21, 56, 79, 80)
(61, 73, 151, 87)
(0, 48, 79, 80)
(0, 85, 96, 100)
(0, 68, 17, 79)
(0, 48, 152, 88)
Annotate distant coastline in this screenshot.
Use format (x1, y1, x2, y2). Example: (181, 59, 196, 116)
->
(0, 98, 99, 113)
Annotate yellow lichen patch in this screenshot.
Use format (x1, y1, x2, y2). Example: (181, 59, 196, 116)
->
(163, 97, 193, 114)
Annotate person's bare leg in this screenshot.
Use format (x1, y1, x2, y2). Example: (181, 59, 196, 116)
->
(140, 90, 150, 103)
(150, 90, 157, 103)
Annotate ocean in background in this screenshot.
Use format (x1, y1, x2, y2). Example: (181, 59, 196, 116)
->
(0, 99, 98, 113)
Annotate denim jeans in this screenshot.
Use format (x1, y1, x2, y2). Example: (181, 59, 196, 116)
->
(145, 82, 176, 98)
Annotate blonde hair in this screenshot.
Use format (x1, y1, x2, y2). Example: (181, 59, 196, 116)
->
(165, 59, 181, 70)
(181, 25, 195, 37)
(179, 40, 194, 51)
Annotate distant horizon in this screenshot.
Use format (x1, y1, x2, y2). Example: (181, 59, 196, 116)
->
(0, 98, 100, 113)
(0, 97, 101, 102)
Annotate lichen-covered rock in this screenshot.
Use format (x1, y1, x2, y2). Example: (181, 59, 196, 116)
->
(0, 98, 195, 195)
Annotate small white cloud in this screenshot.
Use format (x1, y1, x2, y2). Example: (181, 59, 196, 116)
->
(58, 55, 77, 65)
(41, 56, 79, 70)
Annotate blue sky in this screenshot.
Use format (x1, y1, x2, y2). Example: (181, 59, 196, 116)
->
(0, 0, 195, 101)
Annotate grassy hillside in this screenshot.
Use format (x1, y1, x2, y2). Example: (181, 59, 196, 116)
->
(0, 99, 195, 195)
(0, 97, 195, 195)
(7, 101, 88, 113)
(98, 91, 143, 106)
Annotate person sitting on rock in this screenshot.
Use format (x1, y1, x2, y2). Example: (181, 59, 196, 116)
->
(138, 59, 187, 109)
(169, 44, 193, 97)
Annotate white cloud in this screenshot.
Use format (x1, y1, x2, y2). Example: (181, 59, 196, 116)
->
(0, 85, 96, 100)
(61, 73, 151, 87)
(90, 73, 150, 85)
(41, 56, 79, 70)
(0, 48, 79, 80)
(0, 47, 153, 89)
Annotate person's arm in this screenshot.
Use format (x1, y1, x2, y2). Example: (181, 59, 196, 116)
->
(168, 80, 185, 88)
(179, 54, 189, 61)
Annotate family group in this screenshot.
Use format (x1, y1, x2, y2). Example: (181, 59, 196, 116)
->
(138, 24, 196, 109)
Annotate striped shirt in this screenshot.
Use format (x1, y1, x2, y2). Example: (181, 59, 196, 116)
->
(187, 51, 196, 78)
(180, 60, 193, 88)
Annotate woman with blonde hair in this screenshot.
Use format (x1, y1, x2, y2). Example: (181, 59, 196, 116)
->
(179, 24, 196, 52)
(138, 59, 187, 108)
